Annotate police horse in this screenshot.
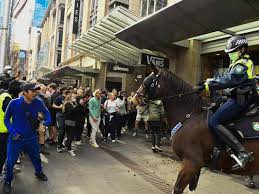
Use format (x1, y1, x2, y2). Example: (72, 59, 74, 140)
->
(132, 65, 259, 194)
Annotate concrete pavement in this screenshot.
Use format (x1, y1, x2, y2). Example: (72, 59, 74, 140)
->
(1, 133, 259, 194)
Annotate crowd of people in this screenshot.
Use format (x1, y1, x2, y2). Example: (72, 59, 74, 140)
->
(0, 65, 167, 193)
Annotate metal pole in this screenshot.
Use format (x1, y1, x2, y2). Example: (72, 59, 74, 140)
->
(0, 0, 11, 73)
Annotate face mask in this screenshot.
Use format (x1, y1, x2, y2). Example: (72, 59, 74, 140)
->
(228, 51, 239, 62)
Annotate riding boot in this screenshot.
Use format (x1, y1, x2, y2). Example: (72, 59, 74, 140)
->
(215, 125, 251, 169)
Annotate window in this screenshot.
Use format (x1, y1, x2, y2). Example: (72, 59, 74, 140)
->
(52, 11, 56, 31)
(56, 51, 62, 66)
(77, 0, 84, 36)
(141, 0, 167, 17)
(59, 7, 65, 24)
(109, 0, 129, 11)
(65, 14, 71, 59)
(58, 30, 63, 47)
(90, 0, 98, 27)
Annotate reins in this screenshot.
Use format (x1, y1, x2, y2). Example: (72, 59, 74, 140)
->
(159, 91, 198, 100)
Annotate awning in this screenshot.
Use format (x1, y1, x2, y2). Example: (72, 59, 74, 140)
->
(115, 0, 259, 50)
(42, 66, 99, 79)
(69, 6, 144, 66)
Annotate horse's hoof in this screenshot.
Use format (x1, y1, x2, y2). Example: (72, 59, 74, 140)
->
(245, 182, 256, 189)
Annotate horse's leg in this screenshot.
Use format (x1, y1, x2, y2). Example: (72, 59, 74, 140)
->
(188, 170, 201, 191)
(173, 159, 202, 194)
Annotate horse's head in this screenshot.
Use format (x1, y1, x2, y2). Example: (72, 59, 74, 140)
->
(131, 65, 167, 106)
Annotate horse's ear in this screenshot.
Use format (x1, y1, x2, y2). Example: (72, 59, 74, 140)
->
(151, 64, 158, 75)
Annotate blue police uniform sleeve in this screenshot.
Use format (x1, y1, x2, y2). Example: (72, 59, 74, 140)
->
(38, 100, 51, 126)
(4, 100, 18, 137)
(208, 64, 248, 90)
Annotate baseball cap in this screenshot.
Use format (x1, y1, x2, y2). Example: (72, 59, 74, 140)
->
(22, 83, 40, 91)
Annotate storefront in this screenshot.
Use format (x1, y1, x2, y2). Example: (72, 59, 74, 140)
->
(115, 0, 259, 85)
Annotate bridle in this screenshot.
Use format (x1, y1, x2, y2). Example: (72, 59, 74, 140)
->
(136, 73, 197, 101)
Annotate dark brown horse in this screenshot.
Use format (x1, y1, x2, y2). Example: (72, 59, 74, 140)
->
(131, 65, 259, 194)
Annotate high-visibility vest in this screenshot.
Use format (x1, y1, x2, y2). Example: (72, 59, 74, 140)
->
(229, 54, 256, 79)
(0, 92, 12, 133)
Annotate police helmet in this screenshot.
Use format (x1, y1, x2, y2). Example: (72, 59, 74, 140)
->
(225, 36, 248, 53)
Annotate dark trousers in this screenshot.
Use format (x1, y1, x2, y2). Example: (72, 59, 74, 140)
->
(0, 133, 9, 173)
(5, 136, 42, 182)
(75, 122, 84, 141)
(149, 121, 161, 147)
(209, 98, 246, 129)
(56, 112, 65, 147)
(104, 114, 117, 140)
(65, 126, 75, 150)
(117, 114, 127, 138)
(87, 117, 92, 138)
(127, 110, 137, 130)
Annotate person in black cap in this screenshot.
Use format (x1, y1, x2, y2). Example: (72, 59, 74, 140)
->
(3, 83, 51, 194)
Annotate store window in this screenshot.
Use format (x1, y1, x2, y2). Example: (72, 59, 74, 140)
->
(90, 0, 98, 27)
(141, 0, 167, 17)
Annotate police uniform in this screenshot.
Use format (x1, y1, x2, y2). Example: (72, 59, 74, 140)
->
(200, 36, 255, 170)
(207, 54, 256, 129)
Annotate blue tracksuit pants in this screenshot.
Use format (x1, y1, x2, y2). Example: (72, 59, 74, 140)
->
(5, 136, 42, 183)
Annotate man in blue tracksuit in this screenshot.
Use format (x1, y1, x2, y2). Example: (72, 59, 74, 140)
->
(3, 83, 51, 193)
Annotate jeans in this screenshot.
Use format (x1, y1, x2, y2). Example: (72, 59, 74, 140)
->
(208, 98, 246, 129)
(89, 116, 100, 144)
(104, 114, 117, 140)
(65, 126, 76, 150)
(56, 112, 65, 147)
(149, 121, 161, 147)
(5, 136, 42, 182)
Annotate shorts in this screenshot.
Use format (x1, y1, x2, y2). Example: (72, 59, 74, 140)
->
(136, 112, 148, 122)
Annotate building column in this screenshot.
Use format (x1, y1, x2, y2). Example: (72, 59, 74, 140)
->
(94, 62, 107, 89)
(174, 40, 201, 85)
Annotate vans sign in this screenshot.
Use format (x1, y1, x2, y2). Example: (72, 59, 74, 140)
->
(141, 53, 169, 68)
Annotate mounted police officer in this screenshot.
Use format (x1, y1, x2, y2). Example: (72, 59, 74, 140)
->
(198, 36, 256, 170)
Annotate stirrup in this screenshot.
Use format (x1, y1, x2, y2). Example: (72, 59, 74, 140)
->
(231, 152, 254, 170)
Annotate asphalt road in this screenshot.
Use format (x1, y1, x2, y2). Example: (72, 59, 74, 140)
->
(1, 133, 259, 194)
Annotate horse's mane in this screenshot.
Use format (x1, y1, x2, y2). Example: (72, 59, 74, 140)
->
(158, 68, 204, 112)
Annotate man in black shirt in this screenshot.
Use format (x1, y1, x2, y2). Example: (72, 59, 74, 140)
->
(48, 83, 59, 144)
(54, 88, 68, 152)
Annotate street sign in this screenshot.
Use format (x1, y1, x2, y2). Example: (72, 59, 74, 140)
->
(140, 53, 169, 68)
(72, 0, 80, 34)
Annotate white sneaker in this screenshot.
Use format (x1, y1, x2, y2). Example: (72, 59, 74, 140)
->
(75, 141, 82, 146)
(112, 140, 116, 143)
(91, 142, 99, 148)
(68, 150, 76, 156)
(133, 132, 137, 136)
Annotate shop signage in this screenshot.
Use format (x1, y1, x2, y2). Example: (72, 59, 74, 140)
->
(107, 63, 133, 74)
(141, 53, 169, 68)
(72, 0, 81, 34)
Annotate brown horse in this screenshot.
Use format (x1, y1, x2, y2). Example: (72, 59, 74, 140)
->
(131, 65, 259, 194)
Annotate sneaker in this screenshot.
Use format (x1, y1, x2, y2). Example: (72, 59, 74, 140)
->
(75, 141, 82, 146)
(155, 146, 163, 152)
(68, 150, 76, 157)
(152, 147, 157, 153)
(16, 157, 21, 164)
(57, 147, 63, 153)
(133, 132, 137, 136)
(13, 165, 21, 173)
(35, 171, 48, 181)
(40, 146, 50, 155)
(112, 140, 116, 143)
(3, 181, 11, 194)
(90, 142, 99, 148)
(145, 134, 149, 140)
